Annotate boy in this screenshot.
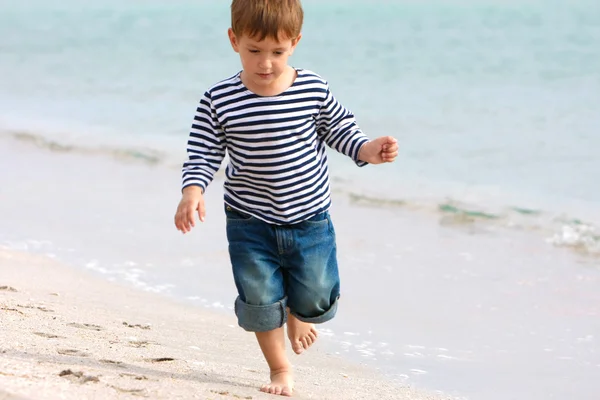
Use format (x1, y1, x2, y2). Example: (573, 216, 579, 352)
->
(174, 0, 398, 396)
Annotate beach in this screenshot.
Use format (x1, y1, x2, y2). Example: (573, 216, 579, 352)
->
(0, 249, 450, 400)
(1, 1, 600, 398)
(1, 135, 599, 400)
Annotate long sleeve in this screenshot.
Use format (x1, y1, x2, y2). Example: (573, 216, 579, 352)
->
(316, 87, 370, 166)
(181, 91, 227, 192)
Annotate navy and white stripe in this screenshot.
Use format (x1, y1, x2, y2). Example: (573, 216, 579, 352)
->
(182, 69, 369, 225)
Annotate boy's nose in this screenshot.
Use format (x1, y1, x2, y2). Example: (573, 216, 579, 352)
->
(259, 58, 272, 70)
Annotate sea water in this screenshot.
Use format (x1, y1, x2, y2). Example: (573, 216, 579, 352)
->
(1, 1, 599, 399)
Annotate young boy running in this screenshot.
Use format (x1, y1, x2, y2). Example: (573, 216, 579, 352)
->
(174, 0, 398, 396)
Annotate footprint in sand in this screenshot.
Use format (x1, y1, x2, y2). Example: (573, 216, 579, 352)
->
(119, 372, 148, 381)
(57, 349, 90, 357)
(100, 359, 126, 368)
(0, 306, 24, 315)
(59, 369, 99, 384)
(108, 385, 146, 395)
(122, 321, 151, 330)
(126, 337, 159, 348)
(0, 286, 17, 292)
(67, 322, 104, 331)
(17, 304, 54, 313)
(211, 390, 253, 399)
(145, 357, 175, 363)
(34, 332, 66, 339)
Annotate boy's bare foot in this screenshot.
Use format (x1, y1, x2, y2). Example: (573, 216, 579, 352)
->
(261, 367, 294, 397)
(286, 314, 318, 355)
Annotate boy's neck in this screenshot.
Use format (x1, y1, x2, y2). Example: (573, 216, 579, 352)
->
(241, 66, 298, 97)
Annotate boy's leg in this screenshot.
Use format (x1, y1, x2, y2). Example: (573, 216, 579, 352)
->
(225, 205, 294, 395)
(255, 327, 294, 396)
(283, 211, 340, 355)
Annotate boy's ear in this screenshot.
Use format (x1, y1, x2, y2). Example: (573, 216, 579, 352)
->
(228, 28, 240, 53)
(290, 33, 302, 55)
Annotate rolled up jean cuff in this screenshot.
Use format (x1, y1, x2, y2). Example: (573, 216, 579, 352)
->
(290, 295, 340, 325)
(235, 296, 288, 332)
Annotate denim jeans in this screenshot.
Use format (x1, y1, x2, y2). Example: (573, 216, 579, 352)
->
(225, 204, 340, 332)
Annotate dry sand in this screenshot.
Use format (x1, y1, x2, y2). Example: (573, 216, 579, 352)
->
(0, 250, 450, 400)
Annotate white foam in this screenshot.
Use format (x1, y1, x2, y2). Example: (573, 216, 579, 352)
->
(145, 284, 175, 294)
(181, 258, 195, 267)
(547, 223, 599, 255)
(437, 354, 458, 360)
(409, 369, 428, 375)
(358, 349, 375, 357)
(318, 328, 335, 337)
(395, 374, 410, 381)
(576, 335, 594, 343)
(3, 241, 29, 251)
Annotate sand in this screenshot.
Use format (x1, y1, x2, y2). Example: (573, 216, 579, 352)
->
(0, 249, 450, 400)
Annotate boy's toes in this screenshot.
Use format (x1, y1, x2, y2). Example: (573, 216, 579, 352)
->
(291, 340, 304, 355)
(287, 316, 318, 355)
(261, 384, 276, 394)
(261, 384, 293, 397)
(302, 336, 312, 348)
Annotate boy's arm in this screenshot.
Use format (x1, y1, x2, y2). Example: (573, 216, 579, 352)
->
(182, 91, 227, 193)
(175, 92, 226, 233)
(316, 87, 370, 166)
(316, 86, 398, 166)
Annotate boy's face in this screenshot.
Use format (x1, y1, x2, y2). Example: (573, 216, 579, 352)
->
(228, 29, 301, 92)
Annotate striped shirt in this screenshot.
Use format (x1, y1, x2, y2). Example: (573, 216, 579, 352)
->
(182, 68, 369, 225)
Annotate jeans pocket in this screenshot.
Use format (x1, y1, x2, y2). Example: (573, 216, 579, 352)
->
(307, 212, 335, 234)
(225, 205, 253, 222)
(302, 211, 328, 224)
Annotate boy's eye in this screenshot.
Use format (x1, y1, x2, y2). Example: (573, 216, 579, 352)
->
(274, 51, 284, 55)
(249, 49, 259, 54)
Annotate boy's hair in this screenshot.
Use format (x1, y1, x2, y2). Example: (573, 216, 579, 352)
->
(230, 0, 304, 41)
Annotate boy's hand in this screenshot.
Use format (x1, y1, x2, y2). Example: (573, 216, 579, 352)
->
(358, 136, 399, 164)
(174, 186, 205, 234)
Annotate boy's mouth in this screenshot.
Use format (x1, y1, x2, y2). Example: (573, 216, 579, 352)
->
(257, 73, 272, 79)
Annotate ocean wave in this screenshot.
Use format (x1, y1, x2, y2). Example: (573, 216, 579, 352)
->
(344, 191, 600, 260)
(546, 220, 600, 257)
(4, 128, 598, 260)
(3, 130, 166, 165)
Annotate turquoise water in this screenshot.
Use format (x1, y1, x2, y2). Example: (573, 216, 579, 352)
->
(1, 1, 600, 399)
(2, 0, 599, 209)
(2, 0, 599, 253)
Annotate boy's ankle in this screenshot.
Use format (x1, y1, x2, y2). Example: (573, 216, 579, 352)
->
(270, 364, 293, 375)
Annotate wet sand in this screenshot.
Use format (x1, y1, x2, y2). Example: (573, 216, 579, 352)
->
(0, 249, 450, 400)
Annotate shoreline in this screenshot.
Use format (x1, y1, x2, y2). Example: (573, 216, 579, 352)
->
(0, 249, 449, 400)
(1, 131, 598, 262)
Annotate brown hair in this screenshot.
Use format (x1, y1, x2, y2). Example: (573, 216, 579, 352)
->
(230, 0, 304, 41)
